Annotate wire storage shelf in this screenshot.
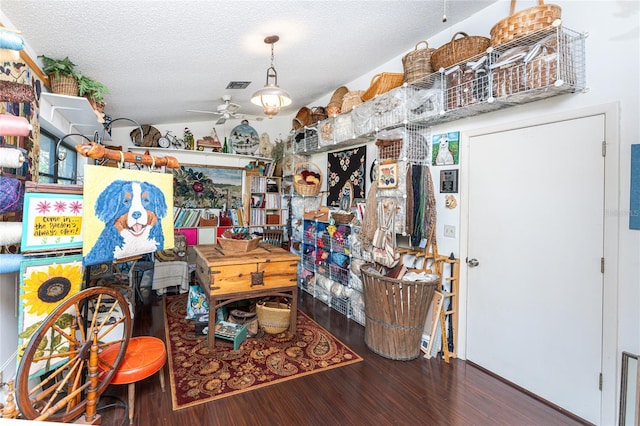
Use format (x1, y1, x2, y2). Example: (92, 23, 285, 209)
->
(292, 25, 585, 155)
(488, 24, 586, 104)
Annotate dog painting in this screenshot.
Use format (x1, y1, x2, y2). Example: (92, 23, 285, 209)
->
(83, 165, 174, 266)
(432, 131, 460, 166)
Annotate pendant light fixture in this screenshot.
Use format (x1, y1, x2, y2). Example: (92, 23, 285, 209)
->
(251, 35, 292, 118)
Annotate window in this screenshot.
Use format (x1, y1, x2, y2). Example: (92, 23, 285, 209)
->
(38, 129, 78, 184)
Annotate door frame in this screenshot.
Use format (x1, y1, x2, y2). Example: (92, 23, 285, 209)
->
(457, 102, 619, 424)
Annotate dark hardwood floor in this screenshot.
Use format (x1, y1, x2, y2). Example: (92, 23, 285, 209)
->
(97, 287, 588, 426)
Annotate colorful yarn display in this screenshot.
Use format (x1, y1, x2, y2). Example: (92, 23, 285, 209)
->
(0, 222, 22, 245)
(0, 114, 32, 136)
(0, 28, 24, 51)
(0, 147, 26, 168)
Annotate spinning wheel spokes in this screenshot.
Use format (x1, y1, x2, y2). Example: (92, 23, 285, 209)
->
(16, 287, 132, 422)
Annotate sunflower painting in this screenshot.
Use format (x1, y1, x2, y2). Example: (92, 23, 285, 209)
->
(18, 255, 83, 375)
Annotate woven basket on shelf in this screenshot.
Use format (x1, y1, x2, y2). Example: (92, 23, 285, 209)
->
(256, 301, 291, 334)
(293, 161, 322, 196)
(490, 0, 561, 47)
(292, 107, 312, 131)
(49, 74, 78, 97)
(326, 86, 349, 116)
(430, 32, 490, 71)
(341, 90, 364, 113)
(402, 41, 436, 83)
(361, 72, 404, 102)
(310, 106, 328, 124)
(332, 212, 354, 225)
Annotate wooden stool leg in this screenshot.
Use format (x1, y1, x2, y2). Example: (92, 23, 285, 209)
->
(127, 383, 135, 425)
(159, 366, 166, 392)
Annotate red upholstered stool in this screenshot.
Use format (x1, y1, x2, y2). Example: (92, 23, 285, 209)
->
(99, 336, 166, 425)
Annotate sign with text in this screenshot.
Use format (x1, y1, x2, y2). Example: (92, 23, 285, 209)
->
(21, 192, 84, 253)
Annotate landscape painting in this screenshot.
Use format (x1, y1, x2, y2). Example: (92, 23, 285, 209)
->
(172, 164, 245, 209)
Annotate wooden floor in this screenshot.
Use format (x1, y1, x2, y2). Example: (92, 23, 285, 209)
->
(97, 287, 589, 426)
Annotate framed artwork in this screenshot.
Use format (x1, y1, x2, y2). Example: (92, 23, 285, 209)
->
(440, 169, 459, 193)
(18, 254, 83, 377)
(327, 146, 366, 207)
(172, 164, 245, 210)
(432, 131, 460, 166)
(21, 191, 84, 253)
(82, 165, 174, 266)
(378, 160, 398, 189)
(339, 181, 354, 211)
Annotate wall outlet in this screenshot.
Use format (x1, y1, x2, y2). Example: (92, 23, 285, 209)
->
(444, 225, 456, 238)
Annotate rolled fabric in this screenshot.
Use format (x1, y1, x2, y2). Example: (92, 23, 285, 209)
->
(0, 29, 24, 51)
(0, 222, 22, 245)
(0, 147, 25, 168)
(0, 114, 32, 136)
(0, 253, 25, 274)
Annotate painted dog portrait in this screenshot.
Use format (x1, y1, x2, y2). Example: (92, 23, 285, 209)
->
(84, 178, 168, 265)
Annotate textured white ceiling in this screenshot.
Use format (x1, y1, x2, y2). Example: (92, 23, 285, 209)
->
(2, 0, 497, 126)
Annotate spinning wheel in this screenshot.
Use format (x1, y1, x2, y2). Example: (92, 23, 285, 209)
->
(15, 286, 132, 423)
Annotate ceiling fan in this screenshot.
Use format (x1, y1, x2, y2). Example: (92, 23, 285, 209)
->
(187, 95, 264, 125)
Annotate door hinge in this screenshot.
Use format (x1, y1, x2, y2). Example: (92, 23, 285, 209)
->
(602, 141, 606, 157)
(601, 257, 605, 273)
(599, 373, 603, 390)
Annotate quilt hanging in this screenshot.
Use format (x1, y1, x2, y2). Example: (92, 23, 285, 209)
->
(327, 146, 366, 208)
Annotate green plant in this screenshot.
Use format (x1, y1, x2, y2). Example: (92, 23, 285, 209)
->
(75, 73, 109, 104)
(38, 55, 76, 81)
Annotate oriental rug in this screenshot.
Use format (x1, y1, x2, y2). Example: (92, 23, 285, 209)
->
(163, 294, 362, 410)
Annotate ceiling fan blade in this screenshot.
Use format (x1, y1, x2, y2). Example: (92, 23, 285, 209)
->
(216, 116, 227, 125)
(187, 109, 222, 115)
(226, 103, 241, 113)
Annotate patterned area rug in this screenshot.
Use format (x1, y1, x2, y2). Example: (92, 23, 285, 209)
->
(163, 294, 362, 410)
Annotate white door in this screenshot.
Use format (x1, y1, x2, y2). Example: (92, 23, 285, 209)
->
(466, 115, 605, 423)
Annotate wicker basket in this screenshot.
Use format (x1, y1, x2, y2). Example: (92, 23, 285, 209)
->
(326, 86, 349, 116)
(490, 0, 561, 47)
(360, 264, 439, 360)
(218, 231, 262, 252)
(402, 41, 436, 83)
(332, 212, 354, 224)
(310, 106, 328, 124)
(294, 161, 322, 196)
(341, 90, 364, 113)
(430, 32, 490, 71)
(49, 74, 78, 97)
(292, 107, 312, 131)
(361, 73, 404, 102)
(256, 301, 291, 334)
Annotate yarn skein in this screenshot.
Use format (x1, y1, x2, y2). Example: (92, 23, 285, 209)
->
(0, 222, 22, 245)
(0, 29, 24, 51)
(0, 114, 32, 136)
(0, 254, 25, 274)
(0, 147, 25, 168)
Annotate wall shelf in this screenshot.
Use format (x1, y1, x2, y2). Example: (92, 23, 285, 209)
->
(40, 92, 108, 140)
(294, 25, 586, 155)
